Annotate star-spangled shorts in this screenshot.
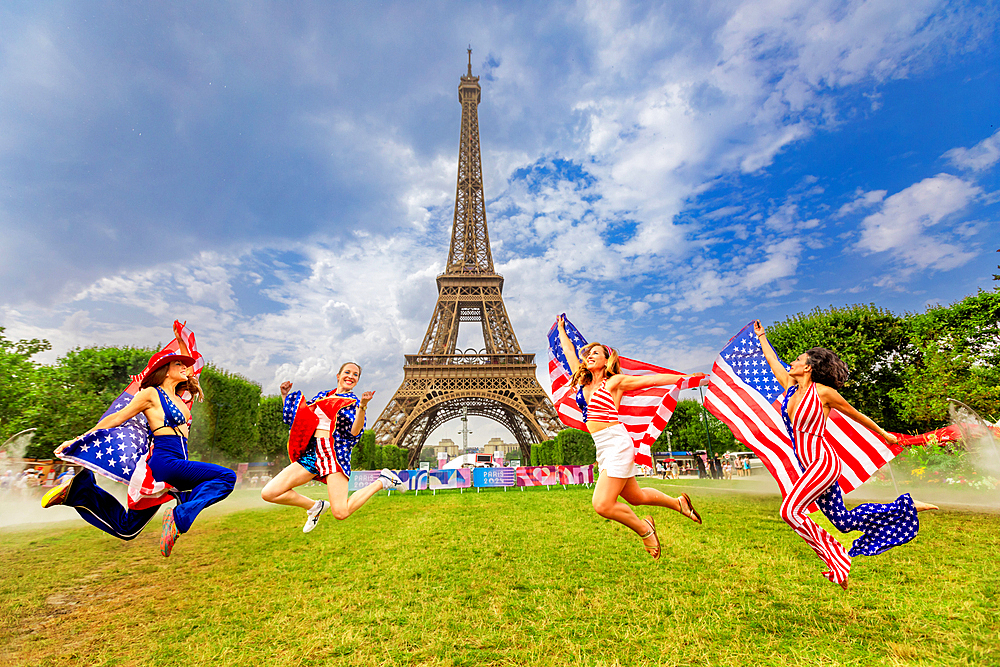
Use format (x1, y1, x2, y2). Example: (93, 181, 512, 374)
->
(296, 437, 350, 478)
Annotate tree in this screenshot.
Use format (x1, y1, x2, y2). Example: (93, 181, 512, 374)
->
(0, 328, 51, 446)
(765, 303, 909, 432)
(891, 289, 1000, 429)
(350, 430, 376, 470)
(189, 365, 261, 462)
(557, 428, 595, 465)
(258, 396, 289, 460)
(5, 341, 156, 459)
(654, 400, 742, 454)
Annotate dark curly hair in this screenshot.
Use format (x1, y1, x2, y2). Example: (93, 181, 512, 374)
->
(805, 347, 849, 389)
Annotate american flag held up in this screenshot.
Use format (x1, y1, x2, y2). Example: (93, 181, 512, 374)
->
(703, 322, 902, 499)
(547, 315, 706, 469)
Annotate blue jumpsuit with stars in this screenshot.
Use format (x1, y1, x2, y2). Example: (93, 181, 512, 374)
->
(781, 385, 920, 557)
(282, 390, 364, 477)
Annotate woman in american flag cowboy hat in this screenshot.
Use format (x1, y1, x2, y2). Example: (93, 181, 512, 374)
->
(260, 361, 403, 533)
(43, 324, 236, 557)
(556, 316, 705, 560)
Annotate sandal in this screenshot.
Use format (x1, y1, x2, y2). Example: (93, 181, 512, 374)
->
(640, 516, 660, 560)
(679, 493, 702, 525)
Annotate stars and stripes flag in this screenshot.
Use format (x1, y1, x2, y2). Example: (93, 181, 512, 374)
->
(547, 315, 705, 468)
(58, 321, 204, 510)
(703, 322, 902, 499)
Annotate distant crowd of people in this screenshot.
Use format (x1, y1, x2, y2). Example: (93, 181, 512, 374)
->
(653, 455, 754, 480)
(0, 465, 76, 500)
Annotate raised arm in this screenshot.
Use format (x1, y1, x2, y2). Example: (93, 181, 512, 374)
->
(817, 385, 898, 445)
(754, 320, 793, 390)
(55, 388, 156, 455)
(557, 315, 581, 376)
(173, 320, 190, 357)
(351, 391, 374, 436)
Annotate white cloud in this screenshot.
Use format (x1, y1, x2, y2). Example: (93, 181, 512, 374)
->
(855, 173, 981, 271)
(943, 129, 1000, 172)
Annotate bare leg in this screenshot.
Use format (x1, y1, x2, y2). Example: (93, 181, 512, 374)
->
(261, 463, 318, 510)
(618, 477, 684, 513)
(913, 500, 939, 511)
(326, 472, 385, 520)
(591, 474, 648, 533)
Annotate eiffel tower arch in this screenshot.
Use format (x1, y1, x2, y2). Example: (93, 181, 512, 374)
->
(373, 50, 561, 464)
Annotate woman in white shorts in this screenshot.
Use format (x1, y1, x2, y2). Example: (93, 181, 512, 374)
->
(557, 317, 704, 560)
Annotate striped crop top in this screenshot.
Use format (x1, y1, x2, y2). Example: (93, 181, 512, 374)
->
(584, 379, 619, 423)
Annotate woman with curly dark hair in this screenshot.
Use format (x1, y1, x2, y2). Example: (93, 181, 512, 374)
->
(754, 321, 936, 589)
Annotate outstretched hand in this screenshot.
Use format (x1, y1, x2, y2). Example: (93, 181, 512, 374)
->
(753, 320, 765, 337)
(883, 432, 899, 446)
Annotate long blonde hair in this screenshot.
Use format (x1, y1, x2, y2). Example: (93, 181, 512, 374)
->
(570, 342, 621, 386)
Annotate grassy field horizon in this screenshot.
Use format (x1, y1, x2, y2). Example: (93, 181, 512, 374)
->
(2, 480, 998, 666)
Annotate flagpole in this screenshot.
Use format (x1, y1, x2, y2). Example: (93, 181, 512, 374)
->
(697, 384, 716, 469)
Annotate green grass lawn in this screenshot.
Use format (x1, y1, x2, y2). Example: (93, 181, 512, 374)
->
(1, 480, 998, 666)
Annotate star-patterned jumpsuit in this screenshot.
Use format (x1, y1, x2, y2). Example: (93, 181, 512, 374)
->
(781, 385, 920, 557)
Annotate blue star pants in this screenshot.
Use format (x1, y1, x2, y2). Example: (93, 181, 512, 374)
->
(815, 483, 920, 557)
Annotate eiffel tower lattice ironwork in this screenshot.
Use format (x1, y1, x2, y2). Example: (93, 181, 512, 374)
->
(372, 50, 561, 464)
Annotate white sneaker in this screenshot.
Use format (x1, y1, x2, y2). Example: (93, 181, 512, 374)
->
(378, 468, 405, 492)
(303, 500, 329, 533)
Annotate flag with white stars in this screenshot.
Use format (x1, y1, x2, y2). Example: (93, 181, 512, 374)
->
(704, 322, 902, 499)
(547, 315, 706, 468)
(58, 321, 204, 510)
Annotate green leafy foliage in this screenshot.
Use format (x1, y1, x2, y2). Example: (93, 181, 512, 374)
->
(765, 303, 909, 431)
(188, 365, 261, 463)
(2, 338, 155, 459)
(0, 329, 51, 439)
(257, 396, 289, 460)
(557, 428, 595, 465)
(349, 431, 407, 470)
(765, 291, 1000, 433)
(350, 430, 376, 470)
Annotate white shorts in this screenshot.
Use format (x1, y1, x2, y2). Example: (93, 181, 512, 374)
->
(593, 423, 636, 478)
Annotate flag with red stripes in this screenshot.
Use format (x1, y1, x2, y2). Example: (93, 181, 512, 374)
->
(547, 315, 703, 468)
(59, 321, 204, 510)
(703, 322, 902, 499)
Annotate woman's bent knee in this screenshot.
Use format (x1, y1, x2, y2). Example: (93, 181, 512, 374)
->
(592, 499, 615, 518)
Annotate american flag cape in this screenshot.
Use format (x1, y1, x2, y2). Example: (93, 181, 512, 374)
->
(547, 315, 705, 468)
(58, 321, 205, 510)
(703, 322, 903, 502)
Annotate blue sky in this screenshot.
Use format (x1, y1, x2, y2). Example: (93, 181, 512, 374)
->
(2, 1, 998, 445)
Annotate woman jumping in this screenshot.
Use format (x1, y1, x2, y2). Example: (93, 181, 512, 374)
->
(261, 362, 402, 532)
(557, 316, 704, 560)
(754, 320, 937, 588)
(44, 342, 236, 557)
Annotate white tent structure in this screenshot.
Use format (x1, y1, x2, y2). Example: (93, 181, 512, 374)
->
(441, 453, 480, 469)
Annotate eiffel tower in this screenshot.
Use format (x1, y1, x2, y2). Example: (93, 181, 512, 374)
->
(372, 50, 561, 464)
